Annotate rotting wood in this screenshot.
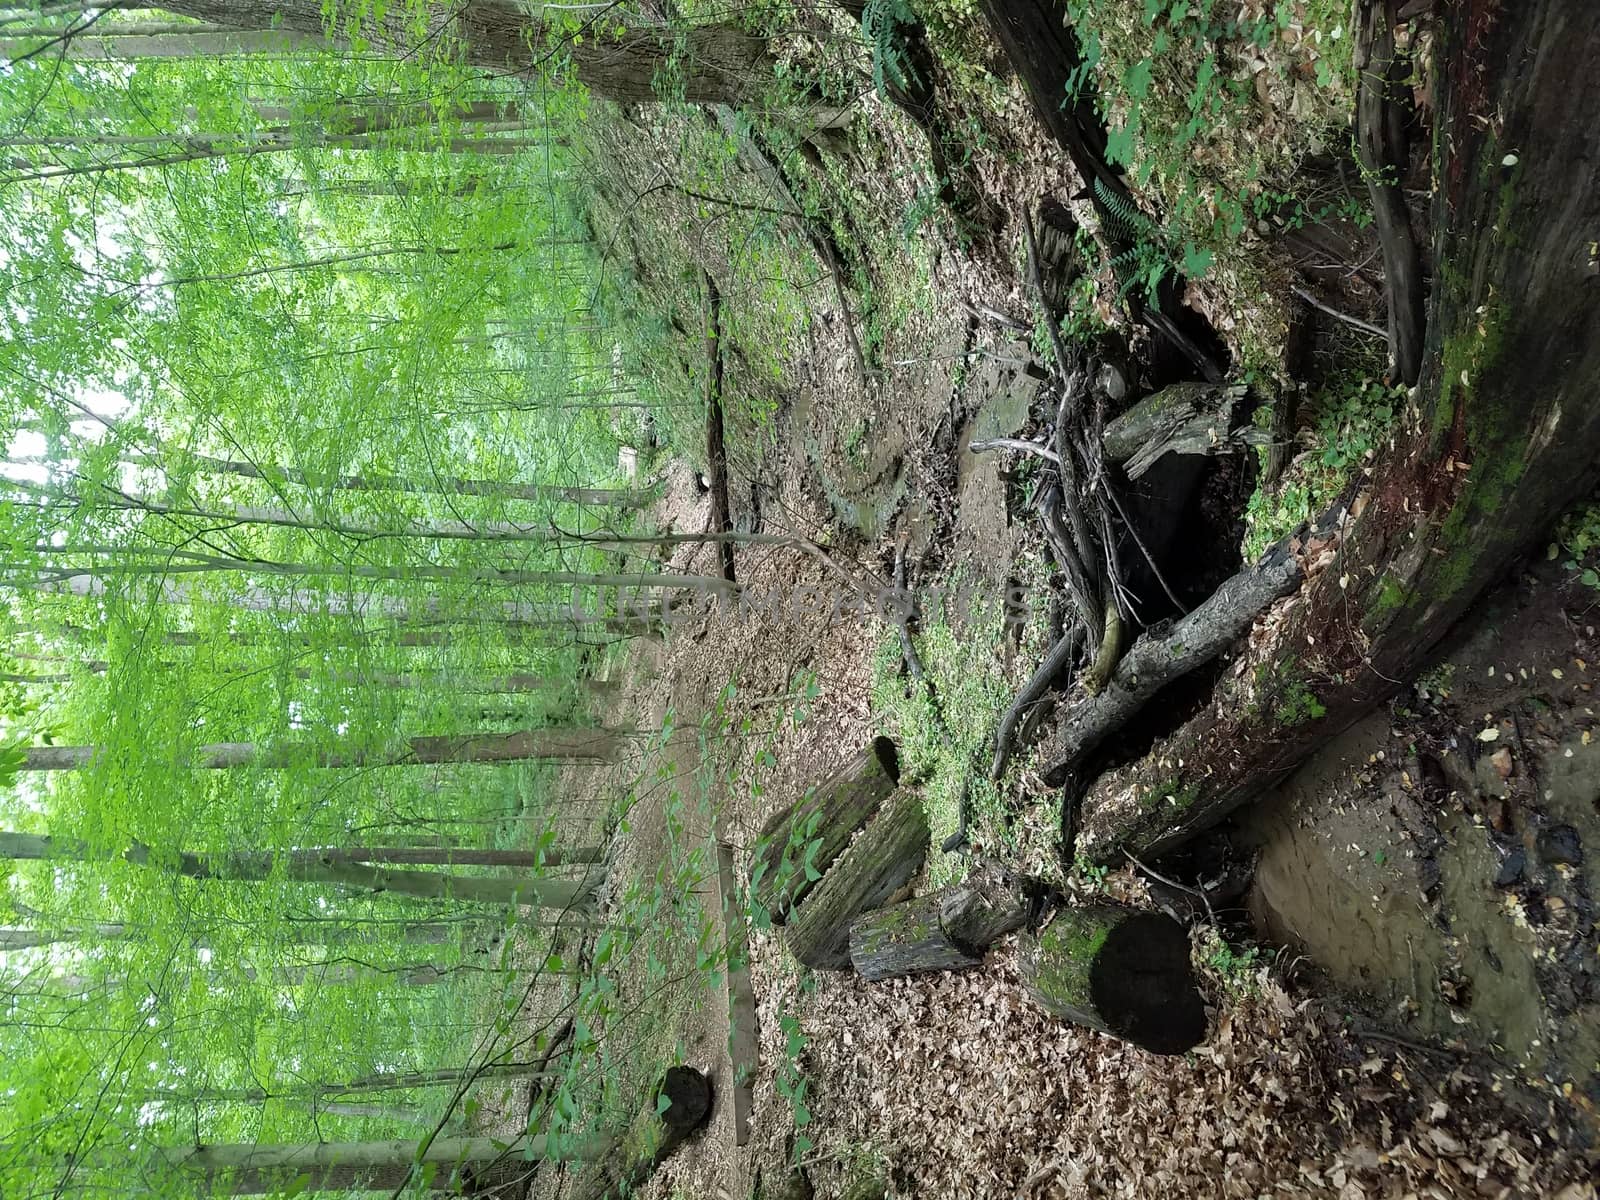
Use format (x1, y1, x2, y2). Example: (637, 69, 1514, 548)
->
(1039, 553, 1302, 787)
(785, 789, 929, 969)
(1100, 383, 1257, 479)
(702, 272, 736, 584)
(1072, 0, 1600, 867)
(1018, 905, 1205, 1054)
(848, 863, 1032, 982)
(750, 737, 900, 922)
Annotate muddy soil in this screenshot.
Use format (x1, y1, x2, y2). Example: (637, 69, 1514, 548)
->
(1247, 566, 1600, 1129)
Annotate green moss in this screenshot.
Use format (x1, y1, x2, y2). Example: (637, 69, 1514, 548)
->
(1139, 775, 1199, 813)
(1032, 917, 1108, 1006)
(1368, 573, 1410, 619)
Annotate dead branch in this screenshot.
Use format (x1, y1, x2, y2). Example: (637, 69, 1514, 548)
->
(1040, 554, 1302, 786)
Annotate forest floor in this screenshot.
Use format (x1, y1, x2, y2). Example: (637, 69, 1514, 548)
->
(555, 339, 1600, 1198)
(530, 4, 1600, 1195)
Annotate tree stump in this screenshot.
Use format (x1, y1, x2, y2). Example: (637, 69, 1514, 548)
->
(573, 1066, 713, 1200)
(784, 788, 928, 969)
(1018, 906, 1205, 1055)
(849, 864, 1032, 982)
(751, 737, 900, 923)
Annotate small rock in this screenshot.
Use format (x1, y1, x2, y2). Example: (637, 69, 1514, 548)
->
(1489, 747, 1514, 780)
(1493, 847, 1526, 888)
(1538, 824, 1584, 866)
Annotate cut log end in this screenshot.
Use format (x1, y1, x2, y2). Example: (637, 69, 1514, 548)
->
(1021, 908, 1205, 1055)
(659, 1064, 713, 1135)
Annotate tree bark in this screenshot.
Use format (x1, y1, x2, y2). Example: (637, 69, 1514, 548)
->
(1072, 0, 1600, 865)
(0, 832, 596, 910)
(750, 736, 900, 922)
(849, 864, 1032, 982)
(19, 726, 624, 771)
(156, 0, 772, 105)
(703, 273, 737, 583)
(784, 789, 928, 969)
(1018, 906, 1205, 1055)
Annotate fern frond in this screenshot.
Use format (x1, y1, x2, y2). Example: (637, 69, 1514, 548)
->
(862, 0, 919, 97)
(1093, 177, 1155, 243)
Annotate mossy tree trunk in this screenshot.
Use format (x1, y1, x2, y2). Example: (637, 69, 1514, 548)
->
(1018, 906, 1205, 1055)
(848, 864, 1032, 982)
(784, 788, 928, 969)
(1075, 1, 1600, 864)
(751, 737, 900, 922)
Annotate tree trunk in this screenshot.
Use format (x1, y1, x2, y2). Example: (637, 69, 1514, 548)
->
(784, 789, 928, 969)
(750, 737, 900, 922)
(848, 864, 1031, 982)
(0, 832, 597, 910)
(1073, 0, 1600, 865)
(1017, 906, 1205, 1055)
(19, 726, 624, 771)
(137, 1060, 561, 1107)
(153, 1131, 614, 1194)
(703, 273, 737, 582)
(156, 0, 772, 105)
(125, 447, 647, 507)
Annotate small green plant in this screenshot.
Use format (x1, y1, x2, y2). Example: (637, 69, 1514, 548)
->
(861, 0, 920, 97)
(1242, 375, 1402, 559)
(774, 1005, 814, 1159)
(1274, 681, 1327, 726)
(1551, 503, 1600, 589)
(1073, 854, 1111, 890)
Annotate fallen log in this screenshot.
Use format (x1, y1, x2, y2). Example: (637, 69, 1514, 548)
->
(1072, 0, 1600, 868)
(750, 737, 900, 923)
(849, 864, 1032, 982)
(785, 789, 928, 969)
(1018, 906, 1205, 1054)
(573, 1065, 713, 1200)
(1100, 382, 1257, 479)
(1039, 553, 1303, 786)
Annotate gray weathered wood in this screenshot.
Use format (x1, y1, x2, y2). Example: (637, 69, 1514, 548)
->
(751, 737, 899, 923)
(784, 789, 928, 970)
(848, 864, 1031, 982)
(1018, 906, 1205, 1055)
(1039, 555, 1302, 786)
(1102, 383, 1252, 479)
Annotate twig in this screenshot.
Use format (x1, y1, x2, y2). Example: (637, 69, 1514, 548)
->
(1291, 285, 1387, 339)
(1125, 850, 1216, 928)
(992, 626, 1083, 780)
(968, 436, 1060, 465)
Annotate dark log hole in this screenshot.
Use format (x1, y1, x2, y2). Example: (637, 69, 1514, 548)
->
(659, 1065, 713, 1134)
(1091, 911, 1208, 1055)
